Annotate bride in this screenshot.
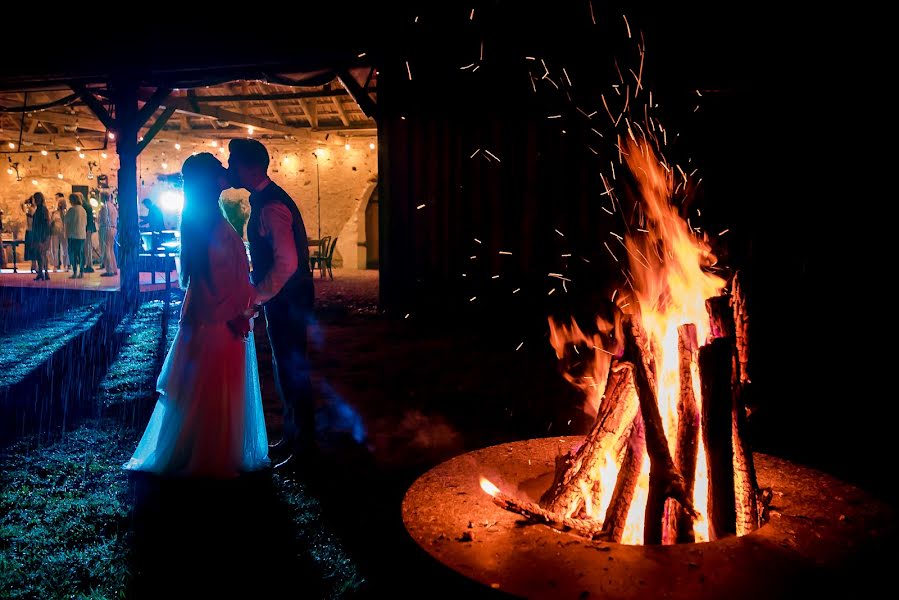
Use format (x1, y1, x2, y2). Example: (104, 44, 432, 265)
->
(125, 152, 269, 478)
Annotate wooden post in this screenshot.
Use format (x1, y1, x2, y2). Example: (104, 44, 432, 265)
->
(113, 78, 140, 306)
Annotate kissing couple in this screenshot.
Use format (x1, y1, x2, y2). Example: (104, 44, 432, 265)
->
(125, 139, 315, 477)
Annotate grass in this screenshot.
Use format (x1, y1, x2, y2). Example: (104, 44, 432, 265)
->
(0, 303, 103, 388)
(273, 474, 365, 599)
(98, 297, 180, 409)
(2, 293, 364, 599)
(0, 423, 133, 600)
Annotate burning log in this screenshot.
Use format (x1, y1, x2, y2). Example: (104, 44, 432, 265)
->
(481, 479, 606, 540)
(623, 316, 695, 545)
(705, 295, 735, 340)
(732, 272, 750, 384)
(674, 324, 700, 543)
(541, 363, 640, 516)
(731, 273, 760, 534)
(699, 337, 737, 539)
(601, 416, 645, 543)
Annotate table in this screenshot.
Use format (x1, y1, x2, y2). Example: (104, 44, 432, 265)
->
(1, 239, 25, 273)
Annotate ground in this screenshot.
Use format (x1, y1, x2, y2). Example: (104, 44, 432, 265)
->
(1, 269, 896, 599)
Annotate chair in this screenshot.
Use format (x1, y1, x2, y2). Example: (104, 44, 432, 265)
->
(311, 236, 337, 280)
(309, 235, 330, 272)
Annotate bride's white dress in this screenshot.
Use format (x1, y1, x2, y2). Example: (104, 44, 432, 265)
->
(124, 220, 270, 478)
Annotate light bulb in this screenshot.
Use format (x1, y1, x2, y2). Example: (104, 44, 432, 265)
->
(108, 132, 115, 140)
(218, 147, 225, 154)
(6, 167, 13, 175)
(57, 173, 63, 179)
(369, 142, 375, 150)
(101, 152, 107, 159)
(247, 126, 255, 135)
(345, 143, 351, 151)
(161, 162, 168, 170)
(75, 145, 81, 151)
(32, 179, 38, 185)
(210, 140, 218, 147)
(41, 150, 48, 156)
(7, 142, 14, 149)
(174, 143, 181, 150)
(79, 153, 85, 159)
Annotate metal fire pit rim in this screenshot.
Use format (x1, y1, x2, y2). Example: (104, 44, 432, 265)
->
(402, 436, 895, 600)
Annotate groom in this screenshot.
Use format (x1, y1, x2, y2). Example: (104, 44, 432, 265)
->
(228, 138, 315, 469)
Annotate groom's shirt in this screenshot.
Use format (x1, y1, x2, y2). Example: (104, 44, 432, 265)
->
(248, 179, 310, 305)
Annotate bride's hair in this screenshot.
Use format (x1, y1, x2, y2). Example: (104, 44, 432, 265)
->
(179, 153, 226, 289)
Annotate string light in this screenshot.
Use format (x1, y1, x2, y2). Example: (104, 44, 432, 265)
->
(247, 126, 255, 135)
(6, 142, 14, 149)
(57, 173, 63, 179)
(79, 153, 85, 159)
(31, 179, 38, 185)
(174, 143, 181, 150)
(369, 142, 375, 150)
(6, 167, 12, 175)
(108, 132, 115, 140)
(161, 162, 168, 170)
(210, 140, 218, 147)
(101, 152, 108, 159)
(345, 142, 351, 151)
(75, 145, 81, 151)
(41, 149, 48, 156)
(218, 147, 225, 154)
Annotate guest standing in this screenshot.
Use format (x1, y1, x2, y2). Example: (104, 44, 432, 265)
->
(64, 193, 87, 279)
(83, 197, 97, 273)
(31, 193, 52, 281)
(99, 198, 118, 277)
(21, 196, 36, 273)
(51, 193, 69, 271)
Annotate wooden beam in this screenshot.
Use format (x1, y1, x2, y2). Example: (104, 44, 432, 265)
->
(25, 110, 108, 132)
(137, 107, 177, 154)
(181, 100, 302, 135)
(337, 70, 377, 119)
(180, 115, 191, 131)
(136, 87, 172, 129)
(27, 119, 37, 134)
(299, 99, 318, 129)
(72, 86, 115, 130)
(331, 96, 350, 127)
(265, 100, 286, 125)
(142, 90, 308, 137)
(2, 132, 104, 146)
(184, 89, 362, 102)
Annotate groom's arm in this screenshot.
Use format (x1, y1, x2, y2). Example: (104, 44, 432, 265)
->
(253, 203, 299, 305)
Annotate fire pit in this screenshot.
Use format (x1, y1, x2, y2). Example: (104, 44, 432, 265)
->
(404, 95, 897, 597)
(402, 437, 894, 599)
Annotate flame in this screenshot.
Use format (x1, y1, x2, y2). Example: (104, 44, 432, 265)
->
(480, 477, 500, 497)
(621, 455, 650, 545)
(548, 316, 616, 417)
(622, 137, 723, 543)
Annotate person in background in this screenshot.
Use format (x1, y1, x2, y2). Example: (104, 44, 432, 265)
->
(51, 193, 69, 271)
(31, 192, 52, 281)
(21, 195, 36, 273)
(64, 193, 87, 279)
(140, 197, 166, 252)
(0, 208, 5, 268)
(99, 197, 118, 277)
(83, 196, 97, 273)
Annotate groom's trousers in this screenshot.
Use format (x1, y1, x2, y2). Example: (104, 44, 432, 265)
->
(263, 280, 315, 447)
